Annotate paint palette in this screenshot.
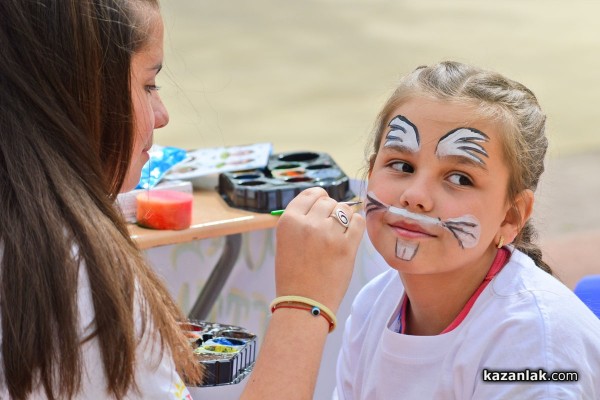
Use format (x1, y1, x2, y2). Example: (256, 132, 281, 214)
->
(181, 320, 257, 387)
(219, 151, 354, 213)
(163, 143, 273, 189)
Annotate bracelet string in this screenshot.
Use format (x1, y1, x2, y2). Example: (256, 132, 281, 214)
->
(270, 295, 337, 333)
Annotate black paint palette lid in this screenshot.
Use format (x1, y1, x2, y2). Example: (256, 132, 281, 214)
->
(219, 151, 354, 213)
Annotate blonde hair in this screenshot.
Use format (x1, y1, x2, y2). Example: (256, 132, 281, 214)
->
(366, 61, 551, 273)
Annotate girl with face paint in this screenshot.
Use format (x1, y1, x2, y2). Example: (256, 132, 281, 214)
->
(334, 62, 600, 399)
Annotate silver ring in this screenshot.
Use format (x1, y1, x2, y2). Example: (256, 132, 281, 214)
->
(331, 209, 350, 229)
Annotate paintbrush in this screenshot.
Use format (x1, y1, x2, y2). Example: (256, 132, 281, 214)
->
(270, 201, 362, 216)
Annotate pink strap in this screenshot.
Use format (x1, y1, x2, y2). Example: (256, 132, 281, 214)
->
(441, 247, 509, 333)
(398, 247, 510, 334)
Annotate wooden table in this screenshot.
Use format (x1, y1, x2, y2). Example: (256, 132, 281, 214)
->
(129, 189, 278, 319)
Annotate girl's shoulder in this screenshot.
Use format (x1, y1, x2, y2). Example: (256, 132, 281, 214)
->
(462, 250, 600, 384)
(494, 249, 591, 307)
(484, 248, 600, 337)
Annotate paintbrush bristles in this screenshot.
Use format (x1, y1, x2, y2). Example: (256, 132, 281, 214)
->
(270, 200, 362, 216)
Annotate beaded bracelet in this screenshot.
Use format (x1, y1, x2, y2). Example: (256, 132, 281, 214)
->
(270, 295, 337, 333)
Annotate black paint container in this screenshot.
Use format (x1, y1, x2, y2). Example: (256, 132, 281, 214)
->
(181, 320, 257, 387)
(219, 151, 354, 213)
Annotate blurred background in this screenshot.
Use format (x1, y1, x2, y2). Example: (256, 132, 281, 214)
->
(156, 0, 600, 241)
(155, 2, 600, 397)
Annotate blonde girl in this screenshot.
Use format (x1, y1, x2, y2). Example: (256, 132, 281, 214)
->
(335, 62, 600, 399)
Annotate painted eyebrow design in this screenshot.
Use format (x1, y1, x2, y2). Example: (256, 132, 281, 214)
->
(435, 127, 489, 165)
(384, 115, 420, 153)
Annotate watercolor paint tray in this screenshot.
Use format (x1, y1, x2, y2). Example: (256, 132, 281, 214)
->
(218, 151, 354, 213)
(181, 320, 257, 387)
(164, 143, 273, 189)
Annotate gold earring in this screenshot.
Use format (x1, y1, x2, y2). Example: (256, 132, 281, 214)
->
(497, 236, 504, 249)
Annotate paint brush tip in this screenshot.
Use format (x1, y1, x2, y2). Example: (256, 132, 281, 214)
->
(344, 201, 362, 206)
(270, 200, 362, 216)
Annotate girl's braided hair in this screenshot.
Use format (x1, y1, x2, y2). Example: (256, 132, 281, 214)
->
(367, 61, 551, 273)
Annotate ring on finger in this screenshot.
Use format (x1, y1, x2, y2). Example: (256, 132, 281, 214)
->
(331, 208, 350, 229)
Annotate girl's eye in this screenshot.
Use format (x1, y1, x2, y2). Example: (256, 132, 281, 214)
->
(145, 85, 161, 93)
(390, 161, 414, 174)
(447, 173, 473, 186)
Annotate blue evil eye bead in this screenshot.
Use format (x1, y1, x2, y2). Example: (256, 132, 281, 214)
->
(311, 306, 321, 316)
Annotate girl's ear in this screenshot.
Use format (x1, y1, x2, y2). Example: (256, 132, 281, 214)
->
(500, 189, 534, 244)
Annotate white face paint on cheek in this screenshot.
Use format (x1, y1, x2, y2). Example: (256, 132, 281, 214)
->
(442, 215, 481, 249)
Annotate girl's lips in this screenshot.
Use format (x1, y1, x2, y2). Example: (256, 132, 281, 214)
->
(389, 220, 437, 239)
(142, 135, 154, 153)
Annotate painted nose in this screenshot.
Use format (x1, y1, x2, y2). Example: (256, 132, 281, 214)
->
(153, 94, 169, 129)
(398, 177, 433, 212)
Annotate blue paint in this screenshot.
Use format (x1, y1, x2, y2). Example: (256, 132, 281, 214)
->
(213, 337, 245, 346)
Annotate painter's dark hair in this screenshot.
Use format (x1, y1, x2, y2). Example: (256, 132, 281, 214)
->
(367, 61, 551, 273)
(0, 0, 201, 399)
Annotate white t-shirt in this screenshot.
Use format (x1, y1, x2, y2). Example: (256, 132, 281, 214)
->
(334, 249, 600, 400)
(0, 254, 193, 399)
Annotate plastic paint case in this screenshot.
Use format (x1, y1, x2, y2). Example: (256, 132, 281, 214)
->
(164, 143, 273, 189)
(219, 151, 354, 213)
(180, 320, 257, 387)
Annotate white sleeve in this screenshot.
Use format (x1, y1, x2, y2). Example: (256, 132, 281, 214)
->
(334, 270, 394, 400)
(75, 261, 194, 400)
(133, 338, 193, 400)
(333, 307, 358, 400)
(131, 291, 194, 400)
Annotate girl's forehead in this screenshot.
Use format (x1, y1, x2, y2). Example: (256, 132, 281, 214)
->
(383, 99, 505, 144)
(131, 12, 164, 70)
(380, 98, 509, 168)
(388, 98, 486, 130)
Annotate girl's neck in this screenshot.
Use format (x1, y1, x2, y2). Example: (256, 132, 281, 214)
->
(399, 247, 498, 336)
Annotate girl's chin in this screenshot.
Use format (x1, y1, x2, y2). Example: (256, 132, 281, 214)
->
(121, 155, 148, 193)
(120, 171, 142, 193)
(137, 150, 150, 167)
(119, 180, 138, 193)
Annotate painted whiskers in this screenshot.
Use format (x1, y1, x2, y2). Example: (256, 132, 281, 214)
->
(365, 192, 481, 250)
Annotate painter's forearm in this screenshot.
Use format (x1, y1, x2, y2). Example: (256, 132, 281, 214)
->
(240, 309, 329, 399)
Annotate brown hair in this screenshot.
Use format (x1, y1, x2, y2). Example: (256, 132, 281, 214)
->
(366, 61, 551, 273)
(0, 0, 201, 399)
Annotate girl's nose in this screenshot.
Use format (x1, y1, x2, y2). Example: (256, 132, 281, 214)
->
(153, 94, 169, 129)
(398, 176, 434, 212)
